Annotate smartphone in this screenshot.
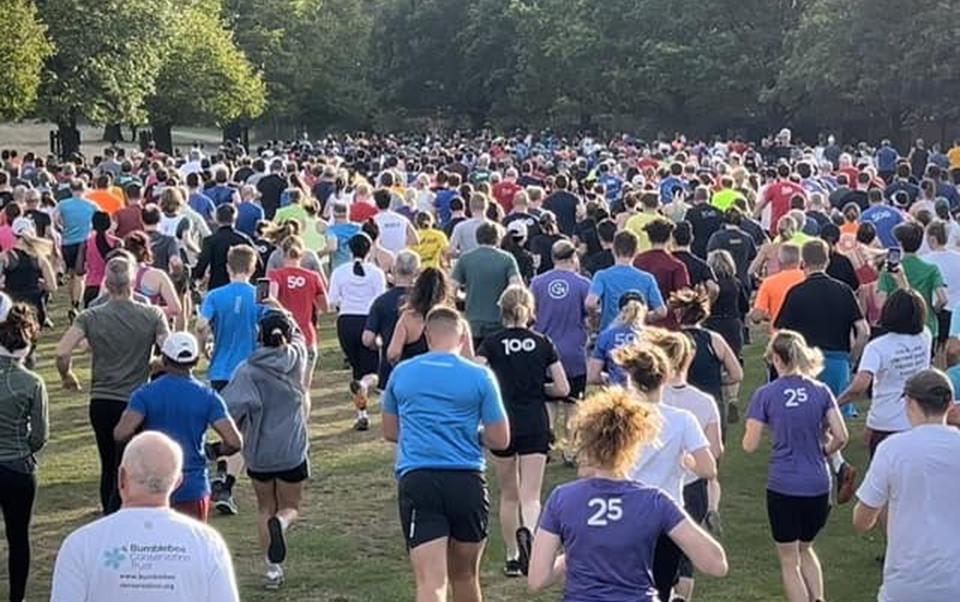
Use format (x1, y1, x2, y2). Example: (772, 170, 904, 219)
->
(886, 248, 902, 271)
(255, 278, 271, 302)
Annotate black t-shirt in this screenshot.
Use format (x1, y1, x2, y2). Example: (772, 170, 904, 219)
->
(365, 286, 409, 385)
(252, 237, 275, 280)
(827, 252, 859, 291)
(583, 249, 614, 276)
(684, 206, 722, 258)
(234, 166, 254, 184)
(503, 211, 542, 247)
(774, 273, 863, 352)
(739, 216, 769, 247)
(544, 190, 580, 236)
(256, 174, 287, 219)
(26, 209, 52, 238)
(478, 327, 558, 436)
(506, 246, 535, 283)
(706, 227, 757, 286)
(530, 233, 564, 275)
(0, 191, 13, 208)
(574, 218, 602, 256)
(443, 216, 466, 238)
(674, 250, 716, 287)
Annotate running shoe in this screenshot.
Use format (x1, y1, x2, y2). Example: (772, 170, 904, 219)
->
(704, 510, 723, 538)
(842, 403, 859, 419)
(562, 450, 577, 468)
(350, 380, 369, 411)
(837, 462, 859, 505)
(354, 417, 370, 431)
(264, 566, 285, 591)
(503, 559, 522, 578)
(267, 516, 287, 564)
(727, 402, 739, 424)
(67, 307, 78, 323)
(516, 526, 533, 576)
(212, 483, 238, 516)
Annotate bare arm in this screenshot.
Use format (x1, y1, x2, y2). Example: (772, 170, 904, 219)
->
(742, 418, 764, 453)
(211, 417, 243, 457)
(38, 256, 58, 293)
(113, 409, 145, 443)
(836, 370, 873, 407)
(586, 357, 606, 385)
(823, 407, 849, 455)
(713, 332, 743, 384)
(684, 447, 717, 480)
(668, 519, 728, 577)
(544, 361, 570, 399)
(153, 270, 183, 319)
(382, 411, 399, 443)
(482, 419, 510, 451)
(55, 325, 85, 390)
(852, 501, 882, 533)
(386, 314, 410, 365)
(528, 530, 566, 591)
(705, 421, 724, 463)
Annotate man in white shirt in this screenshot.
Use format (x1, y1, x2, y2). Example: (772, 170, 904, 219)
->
(853, 369, 960, 602)
(372, 188, 417, 254)
(50, 431, 240, 602)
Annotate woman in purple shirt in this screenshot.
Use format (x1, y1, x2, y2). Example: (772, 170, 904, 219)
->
(529, 386, 728, 601)
(743, 330, 849, 602)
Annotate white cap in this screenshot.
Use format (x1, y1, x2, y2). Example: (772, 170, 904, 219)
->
(161, 332, 200, 364)
(506, 220, 528, 239)
(11, 217, 35, 238)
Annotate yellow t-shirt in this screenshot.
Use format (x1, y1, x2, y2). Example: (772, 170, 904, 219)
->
(948, 146, 960, 170)
(624, 212, 659, 252)
(412, 228, 449, 268)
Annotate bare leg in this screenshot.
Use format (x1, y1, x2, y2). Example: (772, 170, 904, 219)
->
(447, 539, 485, 602)
(251, 479, 278, 553)
(410, 537, 449, 602)
(275, 480, 303, 529)
(518, 454, 547, 529)
(775, 542, 810, 602)
(491, 455, 520, 559)
(798, 542, 824, 601)
(707, 478, 721, 512)
(675, 577, 695, 601)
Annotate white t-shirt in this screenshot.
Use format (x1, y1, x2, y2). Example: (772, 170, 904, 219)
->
(663, 383, 720, 485)
(630, 403, 709, 501)
(856, 425, 960, 602)
(374, 210, 411, 254)
(328, 261, 387, 315)
(859, 331, 932, 431)
(922, 249, 960, 308)
(50, 507, 239, 602)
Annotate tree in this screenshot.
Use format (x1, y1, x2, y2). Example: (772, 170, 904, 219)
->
(37, 0, 176, 156)
(146, 7, 267, 153)
(0, 0, 54, 120)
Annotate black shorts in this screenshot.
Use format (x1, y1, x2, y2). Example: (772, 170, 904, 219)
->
(490, 430, 550, 458)
(247, 459, 310, 483)
(867, 427, 899, 458)
(678, 479, 708, 578)
(766, 489, 830, 543)
(62, 243, 82, 273)
(398, 469, 489, 549)
(565, 375, 587, 403)
(937, 310, 952, 344)
(210, 380, 228, 393)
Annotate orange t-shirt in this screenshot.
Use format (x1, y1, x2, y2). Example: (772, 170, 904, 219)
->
(754, 268, 805, 325)
(86, 190, 124, 215)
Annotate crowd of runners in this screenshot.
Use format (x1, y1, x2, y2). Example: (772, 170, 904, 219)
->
(0, 128, 959, 601)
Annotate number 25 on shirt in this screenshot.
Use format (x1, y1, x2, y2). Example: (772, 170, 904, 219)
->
(587, 497, 623, 527)
(784, 387, 807, 408)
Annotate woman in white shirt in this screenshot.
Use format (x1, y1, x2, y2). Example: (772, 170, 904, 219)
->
(614, 342, 717, 602)
(328, 232, 386, 431)
(837, 289, 932, 457)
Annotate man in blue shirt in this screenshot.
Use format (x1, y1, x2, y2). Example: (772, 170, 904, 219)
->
(328, 202, 362, 269)
(236, 184, 266, 238)
(861, 188, 903, 248)
(186, 172, 216, 224)
(56, 178, 99, 316)
(113, 332, 242, 522)
(382, 307, 509, 599)
(434, 172, 461, 228)
(586, 230, 666, 330)
(875, 139, 899, 182)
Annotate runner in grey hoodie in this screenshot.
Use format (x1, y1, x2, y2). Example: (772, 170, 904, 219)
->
(222, 309, 308, 591)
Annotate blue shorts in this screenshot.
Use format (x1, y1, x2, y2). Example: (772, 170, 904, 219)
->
(818, 351, 851, 396)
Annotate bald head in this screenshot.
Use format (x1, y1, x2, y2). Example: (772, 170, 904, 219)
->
(119, 432, 183, 505)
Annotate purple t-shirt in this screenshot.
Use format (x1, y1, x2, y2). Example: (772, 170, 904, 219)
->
(539, 478, 686, 601)
(747, 374, 837, 496)
(531, 269, 591, 378)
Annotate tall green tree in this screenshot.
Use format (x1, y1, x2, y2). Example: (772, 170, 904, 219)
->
(0, 0, 54, 120)
(147, 7, 267, 153)
(37, 0, 176, 156)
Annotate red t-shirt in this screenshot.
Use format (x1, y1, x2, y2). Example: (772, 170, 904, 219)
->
(269, 267, 326, 347)
(763, 180, 807, 232)
(349, 201, 378, 224)
(492, 181, 522, 213)
(633, 249, 690, 330)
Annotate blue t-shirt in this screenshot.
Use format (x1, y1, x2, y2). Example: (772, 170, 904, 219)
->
(861, 205, 904, 248)
(598, 174, 624, 201)
(591, 323, 642, 386)
(328, 222, 362, 269)
(129, 374, 228, 503)
(382, 351, 507, 477)
(589, 264, 664, 330)
(58, 196, 99, 245)
(200, 282, 263, 381)
(659, 175, 687, 204)
(434, 189, 457, 227)
(236, 202, 265, 238)
(188, 192, 216, 222)
(876, 146, 899, 172)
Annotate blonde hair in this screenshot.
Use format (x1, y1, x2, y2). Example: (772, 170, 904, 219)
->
(573, 388, 662, 477)
(616, 299, 647, 329)
(281, 235, 305, 259)
(642, 327, 694, 375)
(707, 249, 737, 279)
(765, 330, 824, 378)
(498, 284, 535, 326)
(613, 343, 671, 396)
(776, 215, 797, 242)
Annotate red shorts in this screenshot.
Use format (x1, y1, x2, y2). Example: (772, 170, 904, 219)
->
(172, 496, 210, 522)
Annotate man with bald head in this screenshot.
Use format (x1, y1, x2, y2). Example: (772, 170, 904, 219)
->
(50, 432, 239, 601)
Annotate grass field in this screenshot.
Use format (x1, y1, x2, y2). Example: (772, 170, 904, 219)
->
(6, 296, 885, 601)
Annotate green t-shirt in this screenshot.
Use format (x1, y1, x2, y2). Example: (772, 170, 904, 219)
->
(711, 188, 744, 211)
(878, 254, 945, 336)
(452, 246, 519, 337)
(274, 204, 309, 230)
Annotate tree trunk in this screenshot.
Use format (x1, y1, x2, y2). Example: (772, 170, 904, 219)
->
(103, 123, 124, 143)
(57, 120, 81, 160)
(150, 122, 174, 155)
(129, 124, 139, 143)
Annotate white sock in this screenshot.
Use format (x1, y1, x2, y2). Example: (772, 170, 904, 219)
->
(277, 516, 289, 531)
(829, 451, 845, 472)
(359, 409, 368, 420)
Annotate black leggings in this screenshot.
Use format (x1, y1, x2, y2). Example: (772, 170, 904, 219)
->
(653, 532, 683, 602)
(336, 314, 379, 381)
(89, 399, 127, 514)
(0, 465, 36, 602)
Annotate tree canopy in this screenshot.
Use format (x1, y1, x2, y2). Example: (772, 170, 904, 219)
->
(0, 0, 53, 120)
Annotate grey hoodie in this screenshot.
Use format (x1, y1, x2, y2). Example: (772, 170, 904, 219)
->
(222, 341, 308, 472)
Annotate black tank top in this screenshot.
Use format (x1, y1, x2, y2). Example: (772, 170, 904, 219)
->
(401, 332, 429, 361)
(683, 326, 723, 401)
(3, 250, 42, 297)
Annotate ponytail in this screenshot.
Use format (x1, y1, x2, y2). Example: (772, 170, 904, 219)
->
(616, 299, 647, 329)
(353, 259, 366, 277)
(765, 330, 824, 378)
